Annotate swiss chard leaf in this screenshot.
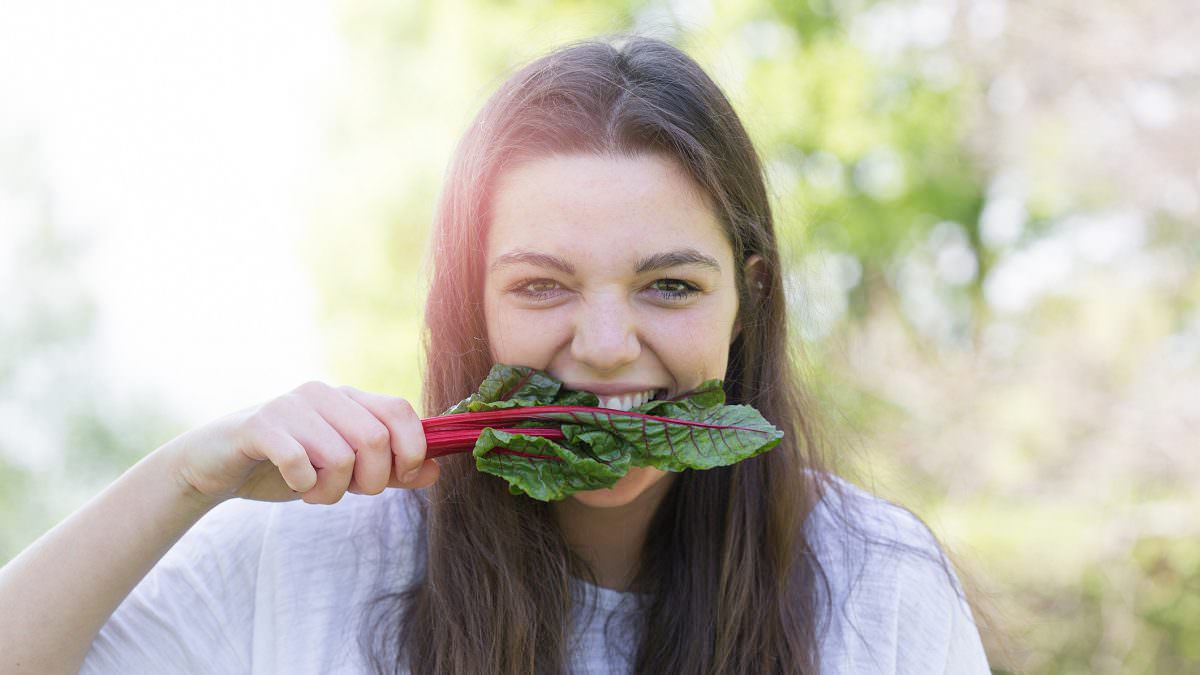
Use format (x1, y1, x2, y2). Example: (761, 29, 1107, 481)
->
(442, 364, 783, 500)
(472, 428, 629, 501)
(540, 404, 782, 471)
(442, 363, 597, 413)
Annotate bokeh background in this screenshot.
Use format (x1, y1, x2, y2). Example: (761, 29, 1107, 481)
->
(2, 0, 1197, 672)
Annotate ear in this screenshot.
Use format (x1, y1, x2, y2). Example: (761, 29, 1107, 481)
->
(733, 254, 767, 341)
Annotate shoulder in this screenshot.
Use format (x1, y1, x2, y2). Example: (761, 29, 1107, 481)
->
(804, 474, 989, 674)
(804, 473, 942, 568)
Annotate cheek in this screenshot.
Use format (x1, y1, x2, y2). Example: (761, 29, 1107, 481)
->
(643, 304, 736, 375)
(484, 299, 568, 367)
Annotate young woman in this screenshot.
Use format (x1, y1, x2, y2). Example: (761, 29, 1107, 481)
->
(0, 35, 989, 674)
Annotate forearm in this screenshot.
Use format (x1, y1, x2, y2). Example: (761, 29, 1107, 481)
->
(0, 440, 221, 675)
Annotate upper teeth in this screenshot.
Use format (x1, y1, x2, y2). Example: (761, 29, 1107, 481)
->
(597, 389, 657, 411)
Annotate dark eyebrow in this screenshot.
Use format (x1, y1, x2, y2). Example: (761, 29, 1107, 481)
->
(633, 248, 722, 274)
(489, 247, 721, 275)
(489, 249, 576, 275)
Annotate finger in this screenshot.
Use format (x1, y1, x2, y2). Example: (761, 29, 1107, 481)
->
(338, 387, 427, 485)
(279, 395, 357, 504)
(246, 423, 318, 493)
(294, 382, 394, 497)
(386, 457, 440, 489)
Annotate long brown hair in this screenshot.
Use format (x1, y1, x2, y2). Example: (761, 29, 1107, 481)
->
(363, 33, 848, 674)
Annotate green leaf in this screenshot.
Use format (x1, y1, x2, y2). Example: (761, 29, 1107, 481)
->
(635, 378, 727, 413)
(473, 428, 629, 501)
(442, 364, 597, 414)
(530, 405, 783, 472)
(448, 364, 783, 501)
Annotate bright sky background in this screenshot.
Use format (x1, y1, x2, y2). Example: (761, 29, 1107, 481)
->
(1, 0, 341, 424)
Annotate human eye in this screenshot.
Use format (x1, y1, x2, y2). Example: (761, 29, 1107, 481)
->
(647, 278, 701, 302)
(508, 278, 565, 303)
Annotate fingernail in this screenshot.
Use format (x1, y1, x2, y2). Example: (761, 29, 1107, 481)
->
(403, 467, 421, 482)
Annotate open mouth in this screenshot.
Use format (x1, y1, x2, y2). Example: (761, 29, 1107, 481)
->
(594, 388, 668, 411)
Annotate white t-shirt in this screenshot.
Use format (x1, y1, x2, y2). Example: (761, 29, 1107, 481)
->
(81, 474, 990, 674)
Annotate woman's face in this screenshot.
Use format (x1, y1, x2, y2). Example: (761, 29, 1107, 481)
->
(483, 152, 756, 510)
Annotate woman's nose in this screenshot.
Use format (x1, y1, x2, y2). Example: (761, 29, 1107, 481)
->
(570, 294, 641, 372)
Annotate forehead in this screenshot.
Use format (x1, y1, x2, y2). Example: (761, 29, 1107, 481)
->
(486, 153, 731, 267)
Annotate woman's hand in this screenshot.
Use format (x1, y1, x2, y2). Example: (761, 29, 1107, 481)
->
(168, 382, 439, 506)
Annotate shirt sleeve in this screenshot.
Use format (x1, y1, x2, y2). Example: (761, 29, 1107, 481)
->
(809, 477, 991, 674)
(891, 538, 990, 674)
(80, 497, 274, 675)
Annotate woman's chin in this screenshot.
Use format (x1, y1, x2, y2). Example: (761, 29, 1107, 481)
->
(568, 467, 674, 509)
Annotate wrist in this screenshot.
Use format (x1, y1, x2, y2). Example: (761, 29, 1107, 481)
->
(153, 437, 228, 515)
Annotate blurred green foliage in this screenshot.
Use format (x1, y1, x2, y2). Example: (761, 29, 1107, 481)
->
(0, 135, 181, 563)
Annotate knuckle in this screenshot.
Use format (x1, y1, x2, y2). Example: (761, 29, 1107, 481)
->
(360, 424, 390, 451)
(332, 451, 356, 473)
(238, 409, 276, 440)
(293, 380, 330, 397)
(388, 397, 417, 421)
(261, 395, 299, 421)
(282, 443, 309, 468)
